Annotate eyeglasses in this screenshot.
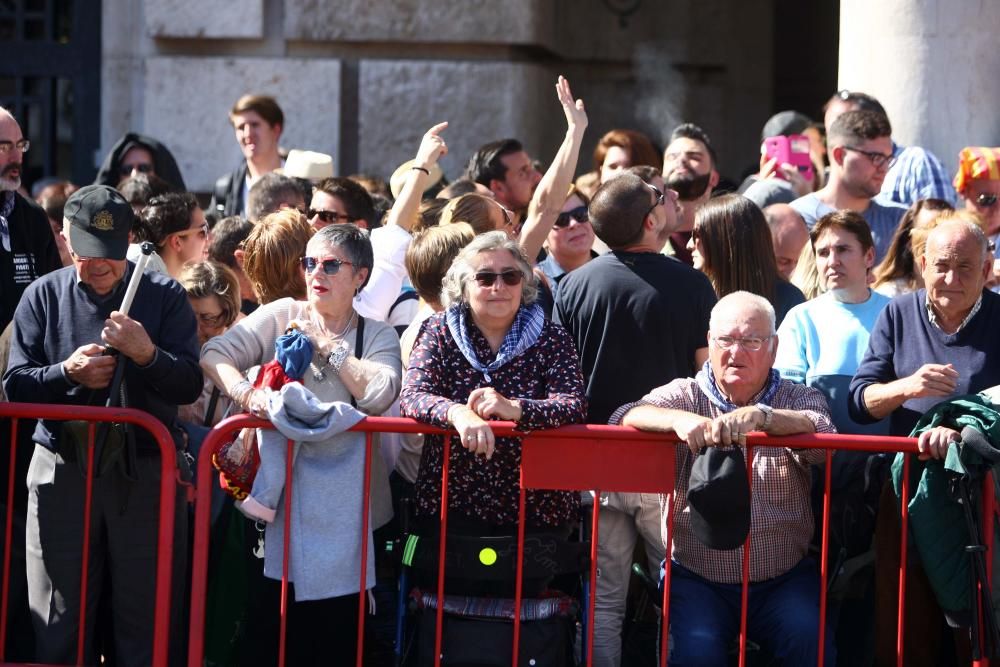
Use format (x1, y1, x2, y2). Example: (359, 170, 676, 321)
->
(173, 224, 209, 240)
(843, 146, 897, 170)
(711, 335, 773, 352)
(0, 139, 29, 154)
(555, 206, 588, 228)
(119, 163, 153, 176)
(307, 208, 353, 224)
(643, 184, 664, 220)
(975, 193, 999, 209)
(197, 311, 227, 328)
(300, 256, 355, 275)
(473, 269, 523, 288)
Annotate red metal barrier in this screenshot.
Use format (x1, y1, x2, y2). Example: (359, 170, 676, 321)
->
(187, 416, 995, 667)
(0, 402, 179, 667)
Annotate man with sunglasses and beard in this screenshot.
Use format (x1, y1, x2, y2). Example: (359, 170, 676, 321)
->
(555, 170, 716, 667)
(0, 107, 62, 332)
(662, 123, 720, 266)
(953, 147, 1000, 291)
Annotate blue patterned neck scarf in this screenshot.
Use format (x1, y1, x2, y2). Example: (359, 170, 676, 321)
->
(0, 191, 13, 252)
(695, 360, 781, 414)
(445, 302, 545, 383)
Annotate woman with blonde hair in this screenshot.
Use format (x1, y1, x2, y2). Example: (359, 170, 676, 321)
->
(241, 208, 314, 303)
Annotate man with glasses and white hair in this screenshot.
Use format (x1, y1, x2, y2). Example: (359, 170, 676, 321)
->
(791, 109, 907, 262)
(611, 290, 837, 666)
(0, 106, 62, 331)
(555, 171, 715, 666)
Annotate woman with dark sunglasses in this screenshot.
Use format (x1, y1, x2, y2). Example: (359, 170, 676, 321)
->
(400, 231, 586, 594)
(200, 222, 402, 663)
(537, 185, 596, 303)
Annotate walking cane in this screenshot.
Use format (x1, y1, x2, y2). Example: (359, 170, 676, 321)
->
(93, 242, 155, 470)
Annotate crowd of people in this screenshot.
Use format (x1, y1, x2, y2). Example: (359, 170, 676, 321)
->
(1, 73, 999, 667)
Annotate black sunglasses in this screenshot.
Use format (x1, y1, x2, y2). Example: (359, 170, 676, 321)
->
(307, 208, 353, 224)
(555, 206, 588, 228)
(976, 193, 999, 208)
(300, 256, 355, 275)
(473, 269, 523, 288)
(643, 183, 664, 220)
(120, 163, 153, 176)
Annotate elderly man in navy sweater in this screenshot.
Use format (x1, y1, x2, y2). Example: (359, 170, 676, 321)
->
(849, 214, 1000, 666)
(3, 185, 201, 667)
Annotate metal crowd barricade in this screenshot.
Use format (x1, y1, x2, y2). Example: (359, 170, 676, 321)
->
(187, 415, 996, 667)
(0, 402, 179, 667)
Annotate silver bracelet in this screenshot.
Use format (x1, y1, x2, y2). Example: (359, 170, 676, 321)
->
(229, 379, 253, 406)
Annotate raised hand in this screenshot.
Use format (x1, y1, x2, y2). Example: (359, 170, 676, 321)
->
(415, 121, 449, 169)
(556, 76, 587, 133)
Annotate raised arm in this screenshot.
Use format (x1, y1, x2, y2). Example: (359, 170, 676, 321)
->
(518, 76, 588, 262)
(386, 122, 449, 233)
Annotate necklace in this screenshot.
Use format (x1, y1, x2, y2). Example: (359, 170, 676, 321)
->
(310, 310, 355, 382)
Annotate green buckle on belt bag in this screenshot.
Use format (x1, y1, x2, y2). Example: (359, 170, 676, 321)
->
(62, 420, 128, 477)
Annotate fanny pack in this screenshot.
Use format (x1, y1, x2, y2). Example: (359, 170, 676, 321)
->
(61, 419, 134, 479)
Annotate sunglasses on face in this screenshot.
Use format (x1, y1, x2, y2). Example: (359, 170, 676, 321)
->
(975, 193, 999, 208)
(307, 208, 353, 224)
(554, 206, 589, 228)
(173, 224, 208, 240)
(300, 256, 355, 275)
(120, 163, 153, 176)
(473, 269, 523, 288)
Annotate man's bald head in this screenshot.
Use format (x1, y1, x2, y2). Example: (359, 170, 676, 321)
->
(925, 218, 989, 263)
(764, 204, 809, 281)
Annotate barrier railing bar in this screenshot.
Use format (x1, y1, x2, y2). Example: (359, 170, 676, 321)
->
(76, 423, 97, 667)
(512, 484, 527, 666)
(738, 444, 754, 667)
(659, 487, 674, 667)
(433, 437, 451, 667)
(983, 475, 996, 664)
(0, 416, 18, 660)
(185, 415, 949, 667)
(897, 454, 911, 667)
(589, 493, 599, 667)
(355, 432, 374, 667)
(817, 449, 833, 667)
(279, 436, 293, 667)
(0, 403, 178, 667)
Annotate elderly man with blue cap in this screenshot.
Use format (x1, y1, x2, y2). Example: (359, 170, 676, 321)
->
(3, 184, 201, 666)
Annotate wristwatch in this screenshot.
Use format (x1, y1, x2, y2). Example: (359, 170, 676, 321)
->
(327, 340, 351, 373)
(757, 404, 774, 430)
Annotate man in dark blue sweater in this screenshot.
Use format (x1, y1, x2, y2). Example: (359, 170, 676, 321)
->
(849, 216, 1000, 666)
(2, 185, 201, 666)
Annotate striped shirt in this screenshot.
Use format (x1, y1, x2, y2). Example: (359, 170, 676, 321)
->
(609, 377, 835, 583)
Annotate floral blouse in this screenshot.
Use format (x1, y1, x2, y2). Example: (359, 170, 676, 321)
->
(400, 310, 587, 528)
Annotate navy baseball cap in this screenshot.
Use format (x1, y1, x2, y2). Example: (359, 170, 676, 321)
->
(64, 184, 134, 260)
(687, 446, 751, 551)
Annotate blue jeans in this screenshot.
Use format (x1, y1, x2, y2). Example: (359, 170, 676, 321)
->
(661, 558, 836, 666)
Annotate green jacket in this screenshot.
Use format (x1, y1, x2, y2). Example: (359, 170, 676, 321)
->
(891, 394, 1000, 613)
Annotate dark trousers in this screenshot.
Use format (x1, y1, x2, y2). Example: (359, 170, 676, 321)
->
(25, 444, 188, 667)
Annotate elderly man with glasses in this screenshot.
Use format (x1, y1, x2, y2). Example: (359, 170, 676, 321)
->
(611, 290, 837, 666)
(791, 109, 907, 262)
(0, 106, 63, 332)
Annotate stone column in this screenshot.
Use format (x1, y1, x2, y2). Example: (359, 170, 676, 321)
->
(838, 0, 1000, 175)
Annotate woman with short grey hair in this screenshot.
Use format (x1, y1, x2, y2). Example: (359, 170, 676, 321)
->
(400, 230, 586, 594)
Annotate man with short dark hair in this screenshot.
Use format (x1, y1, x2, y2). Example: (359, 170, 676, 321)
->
(464, 138, 541, 225)
(612, 291, 836, 666)
(3, 184, 201, 666)
(824, 90, 957, 207)
(208, 215, 257, 314)
(555, 171, 715, 666)
(308, 176, 377, 230)
(662, 123, 720, 264)
(210, 93, 285, 219)
(0, 106, 62, 331)
(246, 172, 306, 223)
(791, 110, 906, 261)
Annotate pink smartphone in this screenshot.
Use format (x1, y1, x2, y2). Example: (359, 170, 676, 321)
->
(763, 134, 815, 184)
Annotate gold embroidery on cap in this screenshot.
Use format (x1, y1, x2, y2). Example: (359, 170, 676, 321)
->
(93, 210, 114, 231)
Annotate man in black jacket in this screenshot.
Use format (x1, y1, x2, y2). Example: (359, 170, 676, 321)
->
(209, 94, 285, 219)
(0, 107, 62, 331)
(3, 185, 202, 666)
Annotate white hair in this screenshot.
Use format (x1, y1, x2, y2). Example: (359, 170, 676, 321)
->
(709, 291, 777, 335)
